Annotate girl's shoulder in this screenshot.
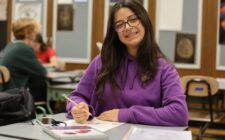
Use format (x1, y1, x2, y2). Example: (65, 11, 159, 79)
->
(157, 57, 175, 70)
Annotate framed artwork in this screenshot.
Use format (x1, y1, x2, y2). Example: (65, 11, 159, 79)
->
(57, 4, 74, 31)
(175, 33, 196, 64)
(216, 0, 225, 70)
(12, 0, 47, 39)
(53, 0, 93, 63)
(219, 0, 225, 44)
(156, 0, 202, 69)
(15, 3, 41, 21)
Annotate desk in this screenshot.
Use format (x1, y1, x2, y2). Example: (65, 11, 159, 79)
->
(46, 70, 83, 113)
(0, 113, 187, 140)
(48, 70, 84, 83)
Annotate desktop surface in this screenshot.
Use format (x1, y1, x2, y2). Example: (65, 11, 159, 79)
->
(0, 113, 187, 140)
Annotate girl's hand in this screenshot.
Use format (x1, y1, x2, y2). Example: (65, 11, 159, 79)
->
(71, 102, 90, 124)
(97, 109, 119, 122)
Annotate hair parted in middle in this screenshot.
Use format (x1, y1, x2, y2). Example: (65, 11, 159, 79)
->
(95, 0, 166, 99)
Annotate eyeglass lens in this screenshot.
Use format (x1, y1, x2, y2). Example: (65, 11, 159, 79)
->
(115, 15, 139, 32)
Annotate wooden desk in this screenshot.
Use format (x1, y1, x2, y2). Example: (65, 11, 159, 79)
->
(0, 113, 187, 140)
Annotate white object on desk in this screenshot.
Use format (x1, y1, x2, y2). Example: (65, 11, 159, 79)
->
(42, 125, 108, 140)
(217, 78, 225, 90)
(65, 118, 124, 132)
(122, 126, 192, 140)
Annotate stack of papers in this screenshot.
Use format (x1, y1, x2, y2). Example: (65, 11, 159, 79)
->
(122, 127, 192, 140)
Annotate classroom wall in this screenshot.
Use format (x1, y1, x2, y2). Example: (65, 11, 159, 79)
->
(2, 0, 225, 77)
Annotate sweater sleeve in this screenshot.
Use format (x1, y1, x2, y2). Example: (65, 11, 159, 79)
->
(118, 63, 189, 126)
(66, 56, 101, 119)
(17, 46, 47, 77)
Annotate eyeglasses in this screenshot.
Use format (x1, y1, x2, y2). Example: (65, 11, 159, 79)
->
(114, 15, 140, 33)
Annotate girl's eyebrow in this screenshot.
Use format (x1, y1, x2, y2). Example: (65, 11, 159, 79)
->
(115, 14, 136, 23)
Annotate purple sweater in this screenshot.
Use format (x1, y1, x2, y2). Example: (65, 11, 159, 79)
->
(66, 55, 188, 126)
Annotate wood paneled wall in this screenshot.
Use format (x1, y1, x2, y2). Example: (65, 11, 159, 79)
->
(5, 0, 225, 77)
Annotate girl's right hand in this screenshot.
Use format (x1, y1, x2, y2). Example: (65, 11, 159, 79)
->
(71, 102, 90, 124)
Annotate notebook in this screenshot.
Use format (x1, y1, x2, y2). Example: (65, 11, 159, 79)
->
(42, 125, 108, 140)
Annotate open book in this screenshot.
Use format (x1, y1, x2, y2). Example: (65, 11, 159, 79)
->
(43, 125, 108, 140)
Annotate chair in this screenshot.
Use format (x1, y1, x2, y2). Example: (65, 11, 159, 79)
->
(0, 65, 50, 116)
(180, 75, 225, 140)
(0, 66, 10, 91)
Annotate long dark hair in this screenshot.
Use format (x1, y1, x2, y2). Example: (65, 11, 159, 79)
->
(95, 0, 166, 98)
(35, 33, 47, 52)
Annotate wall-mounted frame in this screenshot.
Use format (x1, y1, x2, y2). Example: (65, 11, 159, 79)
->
(155, 0, 203, 69)
(104, 0, 148, 36)
(216, 0, 225, 70)
(12, 0, 47, 39)
(53, 0, 93, 63)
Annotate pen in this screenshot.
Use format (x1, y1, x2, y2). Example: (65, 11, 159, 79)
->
(62, 94, 92, 116)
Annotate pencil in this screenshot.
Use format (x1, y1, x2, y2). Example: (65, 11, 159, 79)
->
(62, 94, 92, 116)
(62, 94, 78, 105)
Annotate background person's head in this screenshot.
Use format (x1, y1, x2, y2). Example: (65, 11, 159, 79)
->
(32, 33, 47, 52)
(12, 18, 40, 45)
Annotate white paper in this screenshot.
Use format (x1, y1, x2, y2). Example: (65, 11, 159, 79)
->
(123, 127, 192, 140)
(65, 118, 124, 132)
(158, 0, 183, 31)
(0, 0, 7, 21)
(74, 0, 88, 2)
(58, 0, 73, 4)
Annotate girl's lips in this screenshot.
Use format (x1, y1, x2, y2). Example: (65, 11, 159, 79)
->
(125, 31, 138, 38)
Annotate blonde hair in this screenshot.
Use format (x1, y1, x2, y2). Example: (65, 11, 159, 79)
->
(12, 18, 40, 40)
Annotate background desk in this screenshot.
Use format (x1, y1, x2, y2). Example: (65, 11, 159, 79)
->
(0, 113, 187, 140)
(47, 83, 77, 114)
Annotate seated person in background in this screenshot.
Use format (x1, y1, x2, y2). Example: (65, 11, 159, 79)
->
(0, 18, 47, 102)
(66, 0, 188, 126)
(32, 33, 59, 69)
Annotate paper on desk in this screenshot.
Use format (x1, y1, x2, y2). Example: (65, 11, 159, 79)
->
(65, 118, 124, 132)
(122, 127, 192, 140)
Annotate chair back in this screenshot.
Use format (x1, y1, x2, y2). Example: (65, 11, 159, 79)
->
(0, 66, 10, 91)
(180, 75, 218, 97)
(0, 66, 10, 84)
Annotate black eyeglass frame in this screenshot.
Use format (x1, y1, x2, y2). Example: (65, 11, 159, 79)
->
(114, 14, 140, 33)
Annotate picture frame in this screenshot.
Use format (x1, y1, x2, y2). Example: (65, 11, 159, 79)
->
(57, 4, 74, 31)
(12, 0, 47, 39)
(156, 0, 202, 69)
(219, 0, 225, 45)
(216, 0, 225, 70)
(174, 33, 196, 64)
(53, 0, 93, 63)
